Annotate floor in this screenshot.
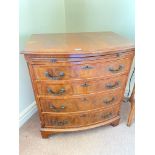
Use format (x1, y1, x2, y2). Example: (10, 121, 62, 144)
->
(19, 101, 135, 155)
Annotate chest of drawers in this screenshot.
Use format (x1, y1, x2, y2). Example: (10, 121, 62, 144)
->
(22, 32, 134, 138)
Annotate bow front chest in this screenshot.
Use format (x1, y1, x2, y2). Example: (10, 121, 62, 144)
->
(22, 32, 134, 138)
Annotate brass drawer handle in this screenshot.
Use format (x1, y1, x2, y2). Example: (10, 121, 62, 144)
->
(49, 104, 65, 112)
(105, 81, 120, 89)
(101, 112, 112, 119)
(45, 71, 65, 80)
(108, 65, 124, 73)
(81, 82, 90, 87)
(51, 120, 69, 126)
(103, 97, 115, 104)
(81, 65, 94, 70)
(47, 88, 65, 96)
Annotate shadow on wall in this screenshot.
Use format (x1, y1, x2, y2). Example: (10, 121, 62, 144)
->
(19, 55, 34, 112)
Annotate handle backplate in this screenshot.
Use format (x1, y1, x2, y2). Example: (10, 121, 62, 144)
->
(108, 65, 124, 73)
(51, 120, 69, 126)
(49, 104, 65, 112)
(45, 71, 65, 80)
(105, 81, 120, 89)
(47, 88, 65, 96)
(103, 97, 115, 104)
(50, 58, 57, 63)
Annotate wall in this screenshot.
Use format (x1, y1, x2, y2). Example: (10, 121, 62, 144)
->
(65, 0, 135, 40)
(19, 0, 134, 126)
(19, 0, 66, 126)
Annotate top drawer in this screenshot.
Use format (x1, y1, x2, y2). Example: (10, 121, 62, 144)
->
(26, 50, 134, 65)
(32, 57, 133, 80)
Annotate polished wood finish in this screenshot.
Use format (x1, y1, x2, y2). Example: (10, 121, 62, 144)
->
(32, 57, 132, 80)
(40, 116, 120, 138)
(22, 32, 134, 138)
(36, 75, 127, 96)
(43, 105, 119, 128)
(127, 86, 135, 126)
(39, 90, 123, 113)
(22, 32, 134, 55)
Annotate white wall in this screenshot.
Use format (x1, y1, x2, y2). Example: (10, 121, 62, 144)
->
(65, 0, 135, 41)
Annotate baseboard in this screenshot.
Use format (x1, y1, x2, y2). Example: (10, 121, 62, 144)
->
(19, 101, 37, 128)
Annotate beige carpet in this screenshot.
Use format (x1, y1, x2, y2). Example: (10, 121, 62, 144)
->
(19, 101, 135, 155)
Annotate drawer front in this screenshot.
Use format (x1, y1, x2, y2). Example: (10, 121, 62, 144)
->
(43, 106, 119, 128)
(33, 57, 132, 80)
(27, 50, 134, 65)
(39, 90, 123, 113)
(36, 75, 127, 96)
(33, 63, 98, 80)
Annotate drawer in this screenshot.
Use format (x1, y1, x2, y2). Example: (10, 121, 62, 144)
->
(36, 75, 127, 96)
(39, 90, 123, 113)
(27, 50, 134, 65)
(33, 57, 132, 80)
(42, 106, 119, 128)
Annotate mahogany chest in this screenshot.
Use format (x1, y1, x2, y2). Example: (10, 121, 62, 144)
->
(22, 32, 134, 138)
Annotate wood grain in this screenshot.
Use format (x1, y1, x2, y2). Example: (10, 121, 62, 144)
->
(42, 105, 120, 128)
(22, 32, 134, 138)
(40, 116, 120, 138)
(22, 32, 134, 56)
(32, 57, 133, 80)
(36, 74, 127, 96)
(39, 90, 123, 113)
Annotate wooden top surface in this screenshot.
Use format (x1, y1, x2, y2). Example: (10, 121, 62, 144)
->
(22, 32, 134, 55)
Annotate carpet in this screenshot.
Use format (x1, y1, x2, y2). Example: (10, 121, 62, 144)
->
(19, 101, 135, 155)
